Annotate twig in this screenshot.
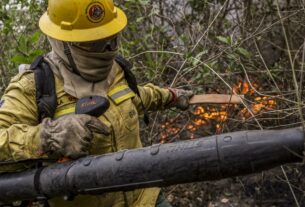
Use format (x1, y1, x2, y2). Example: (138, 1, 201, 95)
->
(128, 50, 183, 60)
(281, 165, 301, 207)
(275, 2, 301, 207)
(238, 59, 305, 106)
(170, 0, 230, 87)
(276, 0, 304, 125)
(148, 0, 230, 144)
(300, 40, 305, 113)
(253, 39, 282, 94)
(193, 58, 264, 129)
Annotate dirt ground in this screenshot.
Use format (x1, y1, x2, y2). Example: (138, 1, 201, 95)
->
(164, 164, 305, 207)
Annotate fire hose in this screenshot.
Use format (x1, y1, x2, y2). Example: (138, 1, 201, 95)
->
(0, 127, 303, 205)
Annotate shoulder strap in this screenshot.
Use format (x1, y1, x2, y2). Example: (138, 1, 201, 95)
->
(115, 55, 149, 125)
(115, 55, 139, 95)
(30, 56, 57, 121)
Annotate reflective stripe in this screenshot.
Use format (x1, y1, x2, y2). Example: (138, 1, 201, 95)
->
(108, 85, 129, 96)
(54, 106, 75, 118)
(108, 85, 135, 104)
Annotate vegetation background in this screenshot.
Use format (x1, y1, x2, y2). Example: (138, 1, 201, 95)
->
(1, 0, 305, 206)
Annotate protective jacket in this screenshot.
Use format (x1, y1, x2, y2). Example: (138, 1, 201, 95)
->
(0, 60, 173, 207)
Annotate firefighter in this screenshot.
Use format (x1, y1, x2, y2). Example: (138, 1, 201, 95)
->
(0, 0, 193, 206)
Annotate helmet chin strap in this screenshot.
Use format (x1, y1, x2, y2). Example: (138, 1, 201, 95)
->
(63, 42, 81, 76)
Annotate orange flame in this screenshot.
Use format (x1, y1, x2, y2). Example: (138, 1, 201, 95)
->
(159, 80, 276, 142)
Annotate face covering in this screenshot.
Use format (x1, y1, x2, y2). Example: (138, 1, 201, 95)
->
(69, 45, 117, 82)
(48, 36, 118, 82)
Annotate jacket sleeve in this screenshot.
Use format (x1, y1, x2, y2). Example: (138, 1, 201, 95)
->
(0, 72, 42, 162)
(132, 83, 173, 114)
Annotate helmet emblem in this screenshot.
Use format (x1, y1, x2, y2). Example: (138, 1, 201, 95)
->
(87, 2, 105, 23)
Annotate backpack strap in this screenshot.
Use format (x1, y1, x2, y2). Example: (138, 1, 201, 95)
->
(115, 55, 149, 125)
(30, 56, 57, 121)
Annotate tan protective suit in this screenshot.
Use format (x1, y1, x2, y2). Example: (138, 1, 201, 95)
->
(0, 61, 173, 206)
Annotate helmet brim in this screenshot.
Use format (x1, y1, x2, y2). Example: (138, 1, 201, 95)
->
(39, 7, 127, 42)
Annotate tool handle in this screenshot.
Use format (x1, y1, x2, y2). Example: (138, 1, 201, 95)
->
(189, 94, 244, 104)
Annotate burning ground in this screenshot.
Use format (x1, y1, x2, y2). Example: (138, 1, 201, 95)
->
(145, 79, 305, 207)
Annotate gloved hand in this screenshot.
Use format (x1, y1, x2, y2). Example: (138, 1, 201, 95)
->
(40, 114, 110, 159)
(168, 88, 194, 110)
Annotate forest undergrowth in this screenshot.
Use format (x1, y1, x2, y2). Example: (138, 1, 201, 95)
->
(1, 0, 305, 206)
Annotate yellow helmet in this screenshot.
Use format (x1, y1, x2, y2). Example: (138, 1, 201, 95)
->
(39, 0, 127, 42)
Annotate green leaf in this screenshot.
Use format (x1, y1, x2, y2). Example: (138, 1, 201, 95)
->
(224, 192, 233, 197)
(192, 50, 208, 66)
(236, 47, 251, 58)
(11, 55, 28, 64)
(195, 50, 208, 58)
(31, 31, 41, 43)
(227, 53, 238, 60)
(216, 36, 230, 45)
(29, 49, 44, 58)
(18, 36, 28, 53)
(136, 17, 145, 23)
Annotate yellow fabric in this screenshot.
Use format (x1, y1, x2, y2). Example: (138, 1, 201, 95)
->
(54, 106, 75, 118)
(108, 85, 136, 104)
(39, 0, 127, 42)
(0, 62, 172, 206)
(0, 71, 44, 173)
